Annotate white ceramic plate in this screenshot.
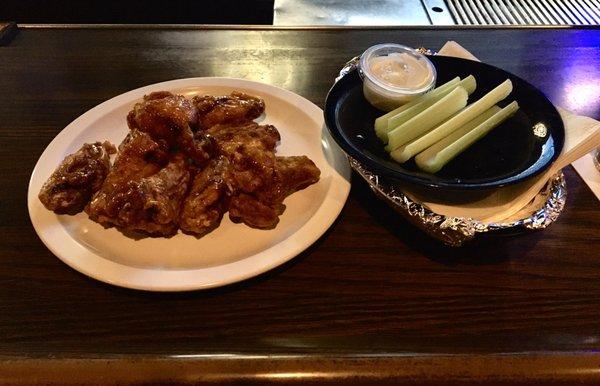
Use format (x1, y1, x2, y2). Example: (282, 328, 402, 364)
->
(28, 78, 351, 291)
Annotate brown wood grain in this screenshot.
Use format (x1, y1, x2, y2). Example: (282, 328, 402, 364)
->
(0, 27, 599, 383)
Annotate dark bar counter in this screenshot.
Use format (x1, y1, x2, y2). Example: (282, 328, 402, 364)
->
(0, 25, 599, 384)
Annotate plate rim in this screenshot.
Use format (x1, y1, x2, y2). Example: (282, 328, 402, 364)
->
(28, 77, 351, 292)
(324, 56, 565, 190)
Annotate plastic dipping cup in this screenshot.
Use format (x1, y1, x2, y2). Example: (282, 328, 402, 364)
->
(359, 44, 437, 112)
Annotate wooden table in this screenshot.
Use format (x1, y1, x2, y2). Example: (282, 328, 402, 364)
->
(1, 25, 599, 385)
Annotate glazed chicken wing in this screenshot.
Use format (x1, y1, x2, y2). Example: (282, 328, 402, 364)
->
(229, 156, 320, 228)
(86, 130, 190, 236)
(179, 156, 230, 235)
(38, 141, 116, 214)
(181, 122, 283, 234)
(193, 91, 265, 129)
(205, 122, 320, 228)
(270, 155, 322, 199)
(206, 121, 280, 193)
(127, 91, 213, 163)
(41, 89, 321, 238)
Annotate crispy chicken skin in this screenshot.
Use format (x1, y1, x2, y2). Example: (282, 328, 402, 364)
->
(86, 130, 190, 236)
(126, 91, 213, 163)
(38, 141, 116, 214)
(179, 156, 230, 235)
(193, 91, 265, 129)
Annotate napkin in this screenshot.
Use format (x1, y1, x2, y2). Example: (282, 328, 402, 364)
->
(399, 41, 600, 223)
(572, 152, 600, 200)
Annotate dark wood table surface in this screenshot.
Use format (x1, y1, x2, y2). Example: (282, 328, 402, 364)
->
(0, 25, 599, 385)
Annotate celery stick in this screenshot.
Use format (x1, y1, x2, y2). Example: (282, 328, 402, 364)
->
(382, 75, 477, 143)
(416, 101, 519, 173)
(390, 79, 513, 158)
(374, 77, 460, 140)
(458, 74, 477, 95)
(387, 86, 468, 151)
(390, 106, 500, 163)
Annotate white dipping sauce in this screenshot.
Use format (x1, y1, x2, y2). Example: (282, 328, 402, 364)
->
(368, 53, 432, 90)
(359, 44, 436, 111)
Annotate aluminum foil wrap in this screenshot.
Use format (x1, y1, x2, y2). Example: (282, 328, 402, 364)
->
(336, 55, 567, 247)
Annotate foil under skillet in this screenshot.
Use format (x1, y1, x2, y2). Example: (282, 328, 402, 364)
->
(334, 55, 567, 247)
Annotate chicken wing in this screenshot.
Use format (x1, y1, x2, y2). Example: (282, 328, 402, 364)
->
(181, 122, 285, 234)
(86, 130, 190, 236)
(179, 156, 230, 235)
(126, 91, 213, 163)
(206, 121, 280, 193)
(193, 91, 265, 130)
(228, 156, 320, 229)
(41, 90, 321, 237)
(206, 122, 319, 229)
(38, 141, 116, 214)
(267, 155, 322, 201)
